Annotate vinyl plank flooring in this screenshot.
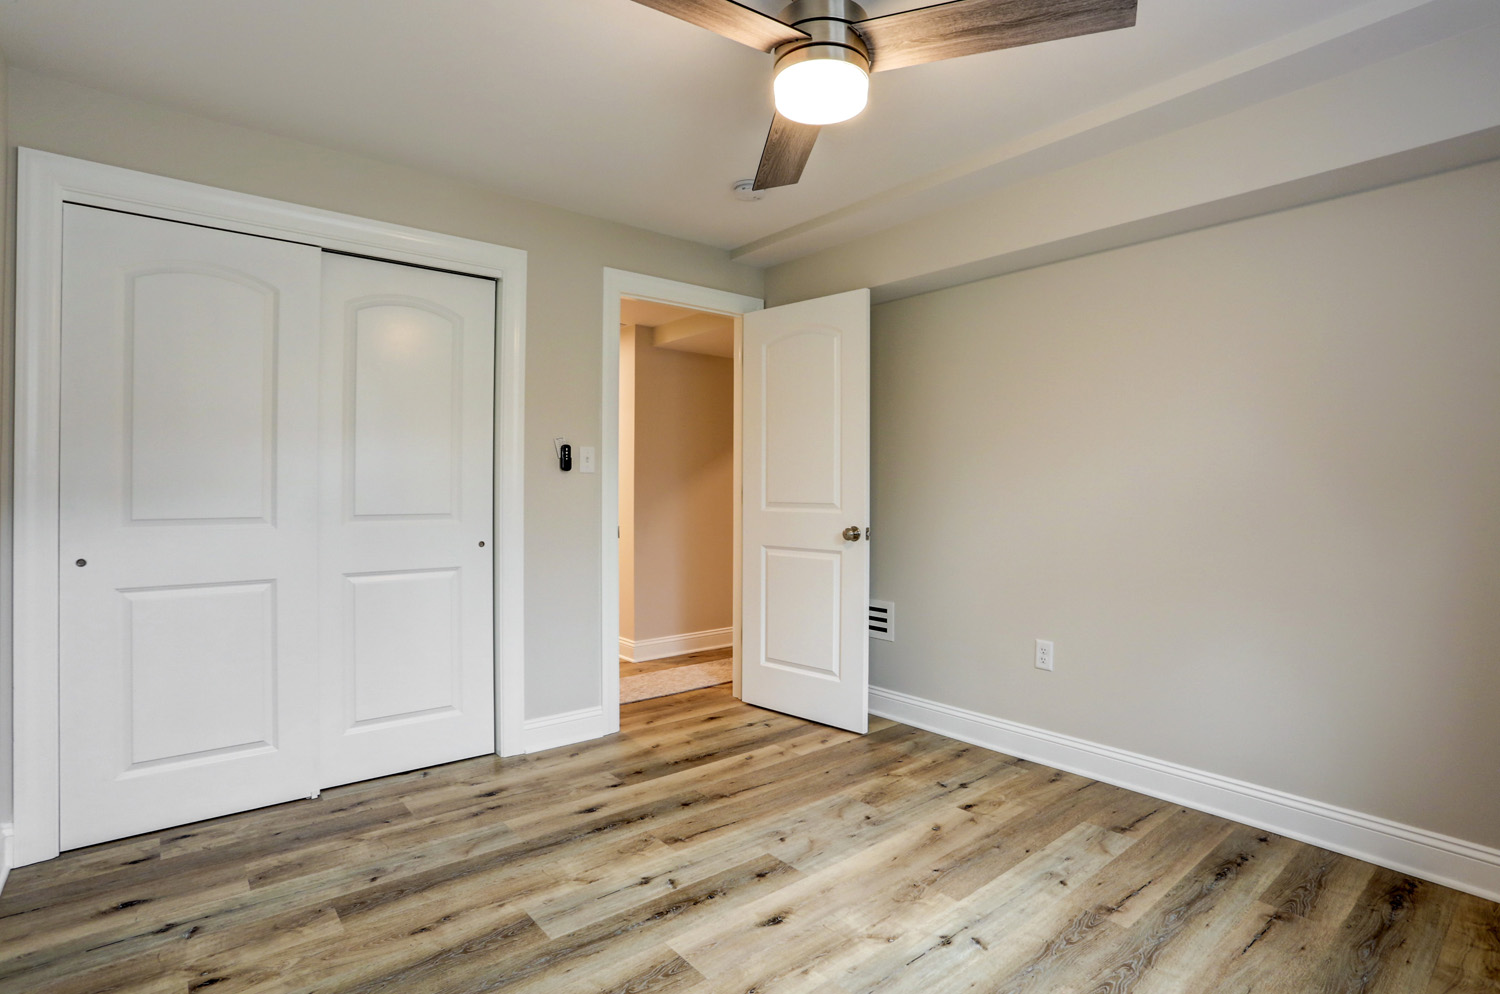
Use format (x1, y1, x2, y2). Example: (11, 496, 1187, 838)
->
(1, 685, 1495, 994)
(1426, 891, 1500, 993)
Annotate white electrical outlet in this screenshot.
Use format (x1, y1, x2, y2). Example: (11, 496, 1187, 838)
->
(1035, 639, 1054, 671)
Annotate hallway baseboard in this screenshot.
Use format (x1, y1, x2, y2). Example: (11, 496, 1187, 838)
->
(619, 627, 733, 663)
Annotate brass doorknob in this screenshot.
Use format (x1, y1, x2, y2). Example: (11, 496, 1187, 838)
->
(842, 526, 862, 542)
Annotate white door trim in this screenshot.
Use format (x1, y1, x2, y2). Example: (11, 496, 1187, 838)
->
(601, 269, 761, 734)
(12, 149, 528, 866)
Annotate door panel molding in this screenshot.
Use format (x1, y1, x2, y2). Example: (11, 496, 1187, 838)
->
(13, 149, 528, 867)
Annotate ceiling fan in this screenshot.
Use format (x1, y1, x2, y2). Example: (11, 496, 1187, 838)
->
(629, 0, 1138, 190)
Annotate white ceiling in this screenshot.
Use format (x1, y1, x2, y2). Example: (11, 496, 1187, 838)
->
(621, 299, 735, 358)
(0, 0, 1462, 263)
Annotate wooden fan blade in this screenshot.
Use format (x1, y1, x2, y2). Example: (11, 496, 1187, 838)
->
(856, 0, 1137, 72)
(628, 0, 808, 53)
(753, 114, 821, 190)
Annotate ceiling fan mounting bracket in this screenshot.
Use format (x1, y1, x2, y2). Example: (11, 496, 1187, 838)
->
(778, 0, 869, 27)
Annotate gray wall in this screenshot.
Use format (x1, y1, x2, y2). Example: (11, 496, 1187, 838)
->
(868, 159, 1500, 848)
(0, 51, 11, 826)
(1, 68, 763, 737)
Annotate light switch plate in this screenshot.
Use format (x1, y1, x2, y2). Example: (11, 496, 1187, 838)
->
(578, 446, 596, 473)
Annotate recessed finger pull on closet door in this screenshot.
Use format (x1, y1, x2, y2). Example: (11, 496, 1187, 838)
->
(58, 206, 496, 850)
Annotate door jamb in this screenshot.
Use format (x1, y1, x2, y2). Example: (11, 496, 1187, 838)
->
(600, 270, 762, 732)
(11, 149, 529, 867)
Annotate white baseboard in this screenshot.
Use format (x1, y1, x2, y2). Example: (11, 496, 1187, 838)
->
(619, 626, 733, 663)
(870, 686, 1500, 903)
(0, 823, 13, 896)
(523, 706, 609, 754)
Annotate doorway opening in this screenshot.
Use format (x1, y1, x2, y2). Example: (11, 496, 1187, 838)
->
(618, 299, 736, 705)
(600, 270, 762, 733)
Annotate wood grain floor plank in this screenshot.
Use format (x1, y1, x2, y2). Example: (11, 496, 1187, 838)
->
(580, 948, 709, 994)
(818, 821, 1138, 994)
(1, 685, 1494, 994)
(1176, 842, 1385, 992)
(291, 910, 545, 994)
(521, 802, 821, 941)
(677, 797, 1002, 952)
(1315, 868, 1460, 994)
(1426, 891, 1500, 993)
(930, 778, 1166, 902)
(1081, 806, 1234, 930)
(9, 949, 186, 994)
(499, 725, 843, 841)
(156, 904, 345, 994)
(650, 726, 957, 850)
(982, 824, 1284, 994)
(0, 867, 252, 963)
(494, 854, 801, 994)
(946, 762, 1069, 818)
(846, 739, 1037, 815)
(933, 809, 1230, 994)
(392, 763, 621, 821)
(652, 734, 1015, 879)
(1094, 834, 1302, 994)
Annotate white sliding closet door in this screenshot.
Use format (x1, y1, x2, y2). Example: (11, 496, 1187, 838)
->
(318, 254, 497, 786)
(57, 209, 499, 852)
(59, 205, 323, 849)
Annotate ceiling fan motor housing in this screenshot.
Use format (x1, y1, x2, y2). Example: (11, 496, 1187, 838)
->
(774, 0, 871, 77)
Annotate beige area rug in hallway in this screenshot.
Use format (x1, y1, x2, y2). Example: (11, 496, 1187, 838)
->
(620, 659, 732, 703)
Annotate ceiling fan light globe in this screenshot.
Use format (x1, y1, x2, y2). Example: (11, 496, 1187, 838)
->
(773, 58, 869, 126)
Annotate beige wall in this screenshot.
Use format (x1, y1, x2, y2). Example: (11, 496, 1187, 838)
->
(866, 159, 1500, 849)
(628, 333, 734, 643)
(1, 68, 763, 723)
(618, 325, 637, 644)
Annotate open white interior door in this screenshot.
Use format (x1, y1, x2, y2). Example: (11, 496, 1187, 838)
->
(741, 289, 870, 732)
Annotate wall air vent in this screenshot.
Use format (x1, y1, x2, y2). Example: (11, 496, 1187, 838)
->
(869, 599, 894, 641)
